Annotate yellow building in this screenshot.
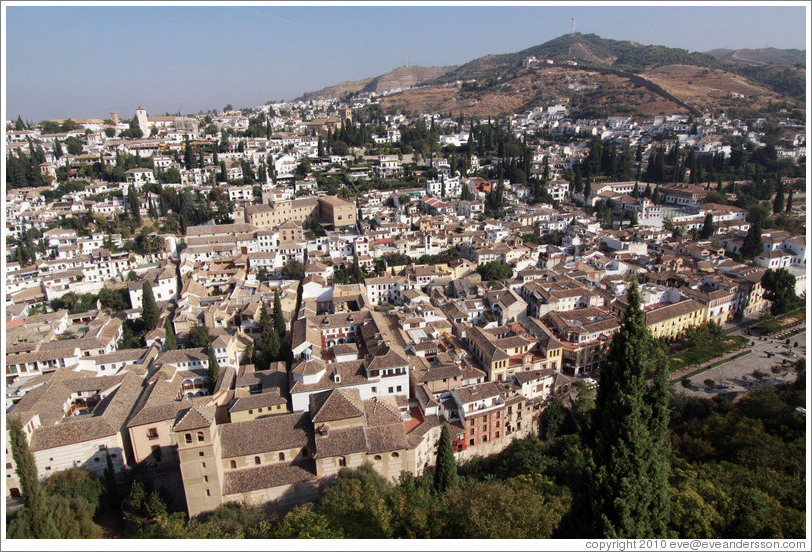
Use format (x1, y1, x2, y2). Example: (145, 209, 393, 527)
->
(644, 299, 706, 342)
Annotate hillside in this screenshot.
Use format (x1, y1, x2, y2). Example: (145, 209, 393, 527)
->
(299, 65, 455, 100)
(704, 47, 805, 66)
(305, 34, 805, 117)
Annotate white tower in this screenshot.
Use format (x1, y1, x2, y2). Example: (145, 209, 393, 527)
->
(135, 106, 149, 136)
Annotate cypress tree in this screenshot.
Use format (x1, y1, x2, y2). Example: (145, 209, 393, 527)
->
(140, 281, 159, 331)
(273, 290, 286, 338)
(579, 281, 670, 538)
(8, 417, 59, 538)
(260, 301, 274, 349)
(128, 184, 141, 224)
(164, 317, 177, 351)
(433, 423, 459, 493)
(102, 451, 120, 512)
(740, 223, 763, 259)
(207, 345, 220, 394)
(785, 185, 794, 212)
(699, 213, 714, 240)
(772, 180, 785, 214)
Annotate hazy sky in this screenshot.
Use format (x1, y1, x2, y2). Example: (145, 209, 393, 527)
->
(4, 3, 808, 122)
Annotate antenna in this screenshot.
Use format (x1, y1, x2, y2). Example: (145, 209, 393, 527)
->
(571, 17, 576, 35)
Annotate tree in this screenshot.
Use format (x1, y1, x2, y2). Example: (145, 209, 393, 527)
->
(188, 324, 211, 348)
(577, 280, 671, 538)
(433, 423, 459, 493)
(318, 464, 393, 538)
(207, 345, 220, 393)
(273, 503, 343, 538)
(740, 223, 763, 260)
(540, 400, 567, 441)
(772, 180, 784, 215)
(44, 468, 102, 512)
(699, 213, 714, 240)
(128, 184, 141, 224)
(476, 260, 512, 282)
(140, 281, 159, 331)
(273, 291, 286, 338)
(65, 135, 84, 155)
(7, 416, 60, 538)
(164, 317, 177, 350)
(785, 185, 794, 213)
(762, 268, 800, 316)
(280, 259, 305, 280)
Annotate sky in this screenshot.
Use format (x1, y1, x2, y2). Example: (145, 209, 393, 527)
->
(3, 2, 808, 122)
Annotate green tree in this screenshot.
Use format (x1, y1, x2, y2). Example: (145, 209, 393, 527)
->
(318, 464, 393, 538)
(207, 345, 220, 393)
(540, 400, 567, 441)
(772, 180, 784, 215)
(7, 416, 60, 538)
(476, 260, 512, 282)
(273, 503, 344, 538)
(761, 268, 800, 316)
(433, 423, 459, 493)
(164, 316, 177, 350)
(785, 185, 794, 212)
(44, 468, 102, 512)
(699, 213, 714, 240)
(65, 135, 84, 155)
(140, 281, 159, 331)
(578, 280, 671, 538)
(188, 324, 211, 348)
(127, 184, 141, 224)
(273, 291, 286, 338)
(740, 222, 763, 259)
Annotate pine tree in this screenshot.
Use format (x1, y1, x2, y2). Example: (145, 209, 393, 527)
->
(273, 291, 286, 338)
(699, 213, 714, 240)
(141, 281, 160, 331)
(207, 345, 220, 394)
(433, 423, 459, 493)
(8, 416, 59, 538)
(164, 317, 177, 350)
(578, 281, 670, 538)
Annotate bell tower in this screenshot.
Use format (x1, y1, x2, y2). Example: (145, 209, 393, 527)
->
(173, 405, 224, 517)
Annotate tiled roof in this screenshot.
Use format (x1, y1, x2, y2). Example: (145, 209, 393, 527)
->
(172, 405, 216, 432)
(223, 460, 317, 495)
(220, 412, 311, 458)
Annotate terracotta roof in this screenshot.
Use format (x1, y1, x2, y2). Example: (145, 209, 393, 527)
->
(223, 460, 317, 495)
(220, 412, 311, 458)
(309, 388, 365, 423)
(172, 405, 216, 432)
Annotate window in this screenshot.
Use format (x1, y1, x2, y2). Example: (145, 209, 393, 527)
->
(469, 439, 475, 446)
(204, 475, 208, 483)
(396, 385, 402, 392)
(197, 431, 204, 442)
(388, 387, 393, 393)
(374, 454, 382, 461)
(147, 428, 159, 439)
(338, 457, 347, 467)
(391, 452, 399, 458)
(201, 462, 206, 468)
(185, 433, 192, 444)
(248, 409, 253, 415)
(255, 456, 261, 465)
(205, 489, 211, 497)
(230, 460, 237, 469)
(278, 452, 285, 461)
(199, 451, 204, 457)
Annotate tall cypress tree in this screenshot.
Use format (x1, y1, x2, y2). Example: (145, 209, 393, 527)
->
(578, 281, 670, 538)
(8, 417, 59, 538)
(260, 301, 274, 349)
(207, 345, 220, 394)
(273, 291, 286, 338)
(433, 423, 459, 493)
(772, 180, 785, 214)
(740, 223, 763, 259)
(699, 213, 714, 239)
(164, 317, 177, 351)
(785, 185, 794, 213)
(141, 281, 159, 331)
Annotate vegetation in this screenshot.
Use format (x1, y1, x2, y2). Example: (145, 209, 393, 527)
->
(140, 281, 160, 331)
(433, 424, 459, 492)
(669, 323, 748, 371)
(476, 260, 512, 282)
(571, 281, 671, 538)
(761, 268, 801, 316)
